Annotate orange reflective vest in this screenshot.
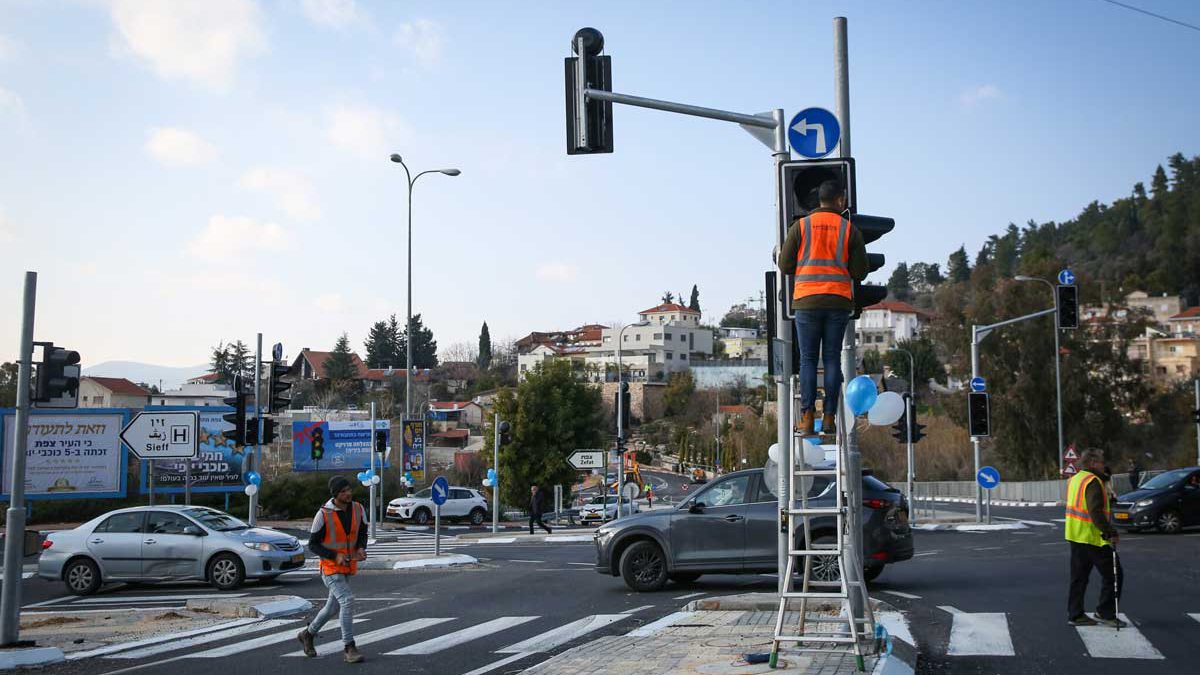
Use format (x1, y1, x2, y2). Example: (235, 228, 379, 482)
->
(792, 211, 853, 301)
(319, 503, 362, 576)
(1064, 471, 1109, 547)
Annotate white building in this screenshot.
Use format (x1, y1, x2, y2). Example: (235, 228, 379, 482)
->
(588, 303, 715, 381)
(856, 300, 926, 351)
(151, 382, 233, 407)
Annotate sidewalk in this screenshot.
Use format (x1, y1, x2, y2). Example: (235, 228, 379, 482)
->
(524, 593, 915, 675)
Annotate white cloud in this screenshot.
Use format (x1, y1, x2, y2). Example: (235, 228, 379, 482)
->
(239, 167, 321, 221)
(0, 85, 25, 117)
(0, 206, 15, 243)
(326, 102, 406, 158)
(145, 127, 218, 167)
(107, 0, 266, 90)
(394, 19, 442, 67)
(187, 215, 288, 263)
(535, 262, 577, 283)
(0, 34, 19, 61)
(300, 0, 362, 29)
(959, 84, 1002, 108)
(314, 293, 344, 312)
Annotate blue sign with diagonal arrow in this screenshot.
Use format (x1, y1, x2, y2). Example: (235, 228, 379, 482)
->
(788, 107, 840, 159)
(976, 466, 1000, 490)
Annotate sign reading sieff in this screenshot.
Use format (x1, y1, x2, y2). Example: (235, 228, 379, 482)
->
(142, 407, 248, 494)
(1, 410, 128, 500)
(292, 420, 391, 472)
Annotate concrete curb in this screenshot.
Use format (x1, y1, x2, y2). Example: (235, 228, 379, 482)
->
(252, 596, 313, 618)
(0, 647, 64, 670)
(186, 595, 313, 618)
(391, 554, 478, 570)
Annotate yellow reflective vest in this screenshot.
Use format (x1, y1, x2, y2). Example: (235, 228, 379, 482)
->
(1064, 471, 1110, 547)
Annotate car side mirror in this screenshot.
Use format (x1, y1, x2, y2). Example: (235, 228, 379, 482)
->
(689, 502, 706, 514)
(183, 525, 205, 536)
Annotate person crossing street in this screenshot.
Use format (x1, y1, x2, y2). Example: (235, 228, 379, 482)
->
(298, 476, 369, 663)
(529, 485, 552, 534)
(1065, 448, 1125, 628)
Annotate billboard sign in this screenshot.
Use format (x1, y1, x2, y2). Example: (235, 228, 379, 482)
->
(402, 418, 425, 483)
(292, 420, 391, 472)
(1, 409, 129, 500)
(140, 406, 249, 494)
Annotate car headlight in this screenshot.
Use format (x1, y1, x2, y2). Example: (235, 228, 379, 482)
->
(1135, 498, 1155, 508)
(595, 528, 614, 544)
(243, 542, 272, 552)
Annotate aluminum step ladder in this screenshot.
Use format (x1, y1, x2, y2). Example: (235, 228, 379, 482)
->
(769, 377, 876, 671)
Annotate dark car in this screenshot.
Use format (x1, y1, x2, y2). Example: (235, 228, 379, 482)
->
(594, 466, 912, 592)
(1112, 466, 1200, 534)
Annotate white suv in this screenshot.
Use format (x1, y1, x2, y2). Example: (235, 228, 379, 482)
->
(387, 486, 490, 526)
(579, 496, 639, 525)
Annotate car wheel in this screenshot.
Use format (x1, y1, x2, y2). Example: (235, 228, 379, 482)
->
(1156, 509, 1182, 534)
(668, 572, 702, 584)
(807, 534, 841, 584)
(413, 508, 431, 526)
(469, 508, 486, 526)
(620, 541, 668, 592)
(64, 558, 101, 596)
(208, 553, 245, 591)
(863, 565, 884, 582)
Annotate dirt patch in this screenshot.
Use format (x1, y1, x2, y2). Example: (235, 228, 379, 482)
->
(153, 611, 190, 621)
(21, 616, 84, 629)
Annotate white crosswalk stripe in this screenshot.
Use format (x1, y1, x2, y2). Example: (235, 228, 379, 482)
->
(283, 617, 456, 657)
(1075, 614, 1164, 659)
(385, 616, 538, 655)
(110, 619, 299, 659)
(191, 618, 370, 658)
(938, 606, 1015, 656)
(497, 614, 630, 653)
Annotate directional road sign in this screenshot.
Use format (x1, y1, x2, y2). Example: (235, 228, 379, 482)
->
(431, 476, 449, 506)
(977, 466, 1001, 490)
(970, 377, 987, 392)
(568, 450, 605, 470)
(1058, 269, 1076, 286)
(272, 342, 284, 361)
(121, 411, 199, 460)
(788, 107, 840, 159)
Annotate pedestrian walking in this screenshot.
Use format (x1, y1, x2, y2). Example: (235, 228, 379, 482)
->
(777, 178, 868, 437)
(298, 476, 368, 663)
(1065, 448, 1125, 628)
(646, 486, 654, 509)
(1127, 458, 1143, 490)
(529, 485, 552, 535)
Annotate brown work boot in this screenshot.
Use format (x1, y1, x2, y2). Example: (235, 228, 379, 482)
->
(821, 412, 836, 437)
(344, 642, 364, 663)
(297, 628, 316, 657)
(798, 409, 815, 436)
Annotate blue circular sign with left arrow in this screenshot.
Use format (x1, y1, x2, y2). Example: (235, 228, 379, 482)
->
(431, 476, 449, 505)
(976, 466, 1000, 490)
(1058, 269, 1075, 286)
(788, 107, 840, 159)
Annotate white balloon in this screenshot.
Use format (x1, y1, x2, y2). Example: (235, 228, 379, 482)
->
(244, 484, 258, 496)
(371, 475, 381, 485)
(360, 480, 372, 487)
(482, 479, 493, 487)
(767, 443, 780, 463)
(802, 439, 826, 465)
(867, 391, 906, 426)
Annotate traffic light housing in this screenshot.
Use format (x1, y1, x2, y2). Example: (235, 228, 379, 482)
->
(498, 420, 512, 446)
(968, 392, 991, 438)
(248, 418, 277, 446)
(615, 381, 631, 425)
(222, 374, 247, 447)
(310, 426, 325, 461)
(267, 361, 293, 414)
(892, 410, 909, 443)
(1057, 284, 1079, 329)
(33, 343, 81, 407)
(565, 27, 613, 155)
(374, 429, 387, 454)
(852, 215, 895, 319)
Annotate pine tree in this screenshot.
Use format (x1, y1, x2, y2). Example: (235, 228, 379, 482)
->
(323, 333, 359, 381)
(388, 315, 405, 368)
(947, 246, 971, 283)
(688, 285, 701, 312)
(228, 341, 253, 381)
(661, 291, 675, 305)
(887, 262, 912, 301)
(478, 322, 493, 370)
(363, 320, 391, 368)
(406, 314, 439, 369)
(209, 342, 230, 384)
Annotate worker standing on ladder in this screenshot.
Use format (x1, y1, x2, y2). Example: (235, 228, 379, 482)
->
(778, 178, 868, 437)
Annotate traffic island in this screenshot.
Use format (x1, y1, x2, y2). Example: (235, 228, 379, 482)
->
(524, 593, 916, 675)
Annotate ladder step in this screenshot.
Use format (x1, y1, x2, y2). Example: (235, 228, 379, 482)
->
(791, 469, 838, 477)
(786, 507, 842, 516)
(789, 580, 842, 588)
(779, 591, 847, 599)
(772, 635, 860, 644)
(787, 549, 839, 556)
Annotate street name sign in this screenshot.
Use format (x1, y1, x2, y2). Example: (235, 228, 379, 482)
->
(431, 476, 449, 506)
(568, 450, 605, 470)
(120, 411, 199, 460)
(976, 466, 1000, 490)
(788, 107, 840, 159)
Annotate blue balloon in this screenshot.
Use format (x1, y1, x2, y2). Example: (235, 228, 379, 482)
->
(246, 471, 261, 486)
(487, 468, 496, 480)
(356, 471, 368, 482)
(845, 375, 879, 416)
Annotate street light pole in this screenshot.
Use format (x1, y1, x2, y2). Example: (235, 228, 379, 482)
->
(390, 155, 460, 420)
(1016, 276, 1065, 476)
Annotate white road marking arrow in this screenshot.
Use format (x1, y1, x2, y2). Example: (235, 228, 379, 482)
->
(791, 118, 827, 154)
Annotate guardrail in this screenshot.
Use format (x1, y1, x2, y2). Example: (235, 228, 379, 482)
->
(913, 471, 1158, 504)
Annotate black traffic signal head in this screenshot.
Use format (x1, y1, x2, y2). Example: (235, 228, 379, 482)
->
(254, 418, 278, 445)
(778, 158, 856, 243)
(374, 429, 387, 454)
(850, 214, 895, 319)
(222, 374, 247, 447)
(311, 426, 325, 461)
(968, 392, 991, 438)
(565, 28, 612, 155)
(1057, 285, 1078, 330)
(267, 361, 293, 414)
(33, 343, 81, 406)
(498, 420, 512, 446)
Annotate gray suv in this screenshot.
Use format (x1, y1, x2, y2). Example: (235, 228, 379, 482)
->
(594, 466, 912, 591)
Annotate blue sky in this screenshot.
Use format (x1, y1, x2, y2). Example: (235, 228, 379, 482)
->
(1, 0, 1198, 367)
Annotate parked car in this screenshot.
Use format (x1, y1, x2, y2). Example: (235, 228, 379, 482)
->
(593, 466, 912, 592)
(387, 486, 489, 525)
(1112, 466, 1200, 534)
(38, 506, 303, 596)
(579, 496, 640, 525)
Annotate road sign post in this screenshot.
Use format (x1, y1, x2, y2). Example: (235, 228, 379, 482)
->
(1, 272, 36, 646)
(431, 476, 448, 557)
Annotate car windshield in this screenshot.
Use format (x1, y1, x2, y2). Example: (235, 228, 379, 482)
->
(864, 475, 896, 492)
(182, 508, 247, 532)
(413, 488, 432, 499)
(1139, 469, 1191, 490)
(589, 496, 628, 505)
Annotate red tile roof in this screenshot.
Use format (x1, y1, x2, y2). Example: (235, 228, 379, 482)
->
(1169, 307, 1200, 320)
(719, 405, 755, 416)
(83, 377, 148, 397)
(639, 303, 701, 316)
(297, 350, 369, 379)
(431, 429, 470, 439)
(429, 401, 480, 411)
(187, 373, 220, 384)
(863, 300, 924, 315)
(362, 368, 432, 382)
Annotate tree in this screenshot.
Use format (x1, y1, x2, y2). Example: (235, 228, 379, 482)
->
(908, 262, 943, 294)
(663, 371, 696, 417)
(136, 382, 162, 396)
(485, 361, 603, 509)
(947, 246, 971, 283)
(478, 322, 493, 370)
(363, 320, 391, 369)
(209, 342, 231, 384)
(661, 291, 675, 305)
(861, 350, 884, 374)
(323, 333, 359, 382)
(406, 314, 438, 369)
(884, 336, 942, 389)
(688, 285, 701, 312)
(228, 341, 253, 381)
(887, 263, 912, 301)
(0, 362, 19, 407)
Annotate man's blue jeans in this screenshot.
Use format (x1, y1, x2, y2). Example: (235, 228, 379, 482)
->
(794, 309, 851, 415)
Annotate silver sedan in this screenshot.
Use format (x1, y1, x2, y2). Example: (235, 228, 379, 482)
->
(38, 505, 305, 595)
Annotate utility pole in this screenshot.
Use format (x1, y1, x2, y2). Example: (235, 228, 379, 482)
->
(0, 272, 36, 645)
(370, 401, 378, 541)
(250, 333, 262, 526)
(1194, 378, 1199, 467)
(492, 415, 501, 534)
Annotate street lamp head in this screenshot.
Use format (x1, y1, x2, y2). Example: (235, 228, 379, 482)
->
(389, 153, 403, 163)
(440, 168, 461, 176)
(1014, 275, 1034, 282)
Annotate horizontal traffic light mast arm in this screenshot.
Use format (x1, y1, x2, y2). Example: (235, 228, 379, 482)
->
(975, 306, 1056, 340)
(583, 88, 776, 129)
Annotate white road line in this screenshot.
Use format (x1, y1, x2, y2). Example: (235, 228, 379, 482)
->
(74, 593, 248, 605)
(191, 619, 369, 658)
(672, 591, 706, 600)
(938, 606, 1014, 656)
(1075, 614, 1163, 659)
(497, 614, 629, 653)
(972, 547, 1003, 551)
(110, 619, 298, 659)
(1052, 519, 1067, 523)
(510, 560, 545, 563)
(566, 562, 592, 566)
(912, 552, 938, 557)
(628, 611, 695, 637)
(620, 605, 656, 614)
(880, 591, 921, 600)
(66, 618, 261, 660)
(285, 617, 456, 657)
(478, 538, 518, 544)
(876, 610, 915, 646)
(22, 596, 73, 608)
(385, 616, 538, 655)
(460, 652, 531, 675)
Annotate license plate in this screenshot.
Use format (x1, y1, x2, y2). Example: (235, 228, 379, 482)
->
(1115, 513, 1129, 520)
(291, 553, 305, 563)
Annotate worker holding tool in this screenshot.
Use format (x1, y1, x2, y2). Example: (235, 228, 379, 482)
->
(1064, 448, 1125, 628)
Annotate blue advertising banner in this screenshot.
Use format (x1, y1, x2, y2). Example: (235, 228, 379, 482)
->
(139, 406, 249, 494)
(1, 408, 130, 501)
(293, 420, 391, 472)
